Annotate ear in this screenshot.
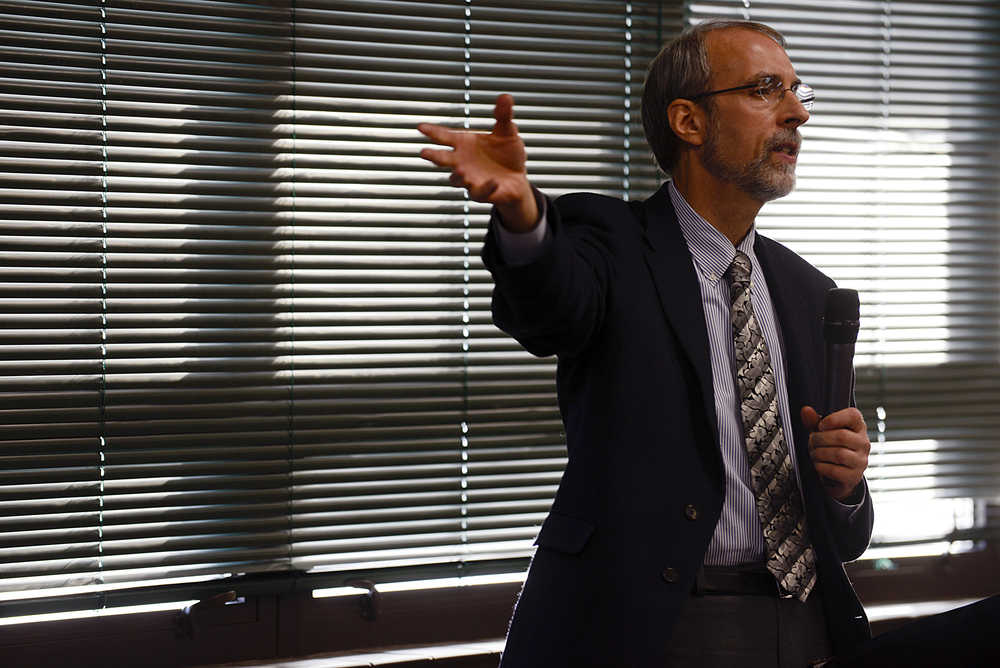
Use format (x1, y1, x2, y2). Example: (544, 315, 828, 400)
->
(667, 98, 707, 148)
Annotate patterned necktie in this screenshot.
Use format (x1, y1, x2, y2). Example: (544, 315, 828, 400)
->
(727, 251, 816, 601)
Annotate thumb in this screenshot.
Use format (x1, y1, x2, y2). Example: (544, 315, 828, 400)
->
(800, 405, 821, 432)
(493, 93, 517, 136)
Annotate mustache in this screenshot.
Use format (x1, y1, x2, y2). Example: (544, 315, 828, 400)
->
(767, 130, 802, 154)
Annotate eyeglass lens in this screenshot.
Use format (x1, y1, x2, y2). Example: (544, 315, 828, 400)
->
(794, 83, 815, 110)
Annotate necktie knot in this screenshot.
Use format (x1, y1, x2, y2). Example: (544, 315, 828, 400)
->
(727, 251, 752, 295)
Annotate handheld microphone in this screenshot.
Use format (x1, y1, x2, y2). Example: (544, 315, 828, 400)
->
(822, 288, 860, 417)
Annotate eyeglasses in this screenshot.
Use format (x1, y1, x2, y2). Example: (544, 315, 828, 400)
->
(689, 75, 815, 111)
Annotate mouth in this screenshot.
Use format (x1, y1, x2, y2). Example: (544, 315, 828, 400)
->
(772, 142, 800, 163)
(773, 142, 800, 157)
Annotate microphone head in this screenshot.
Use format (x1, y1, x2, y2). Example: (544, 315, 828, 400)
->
(824, 288, 860, 344)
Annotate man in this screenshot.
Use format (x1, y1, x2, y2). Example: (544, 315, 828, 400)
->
(418, 19, 873, 668)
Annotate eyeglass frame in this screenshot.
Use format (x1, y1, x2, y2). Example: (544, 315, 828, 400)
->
(687, 76, 815, 111)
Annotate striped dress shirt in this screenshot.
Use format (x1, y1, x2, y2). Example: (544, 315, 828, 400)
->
(668, 181, 796, 565)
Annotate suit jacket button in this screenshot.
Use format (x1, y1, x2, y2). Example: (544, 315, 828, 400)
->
(661, 567, 679, 583)
(684, 504, 698, 520)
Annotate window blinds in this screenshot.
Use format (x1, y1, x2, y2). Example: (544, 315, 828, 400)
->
(0, 0, 673, 611)
(688, 1, 1000, 551)
(1, 0, 300, 598)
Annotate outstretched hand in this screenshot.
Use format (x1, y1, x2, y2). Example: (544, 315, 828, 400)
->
(418, 94, 539, 231)
(801, 405, 870, 502)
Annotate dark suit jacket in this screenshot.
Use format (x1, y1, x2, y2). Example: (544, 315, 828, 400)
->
(482, 183, 874, 667)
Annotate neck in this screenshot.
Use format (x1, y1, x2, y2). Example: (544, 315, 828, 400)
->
(670, 160, 763, 246)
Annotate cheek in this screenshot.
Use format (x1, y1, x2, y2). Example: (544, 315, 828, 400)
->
(730, 129, 768, 159)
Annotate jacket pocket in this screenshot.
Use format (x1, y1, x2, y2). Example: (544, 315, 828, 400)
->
(535, 511, 595, 555)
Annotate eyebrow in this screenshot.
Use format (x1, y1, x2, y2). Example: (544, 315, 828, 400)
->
(751, 71, 802, 87)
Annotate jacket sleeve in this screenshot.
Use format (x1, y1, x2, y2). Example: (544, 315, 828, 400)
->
(825, 477, 875, 561)
(481, 192, 627, 359)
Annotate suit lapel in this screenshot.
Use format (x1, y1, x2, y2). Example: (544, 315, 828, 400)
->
(640, 185, 721, 460)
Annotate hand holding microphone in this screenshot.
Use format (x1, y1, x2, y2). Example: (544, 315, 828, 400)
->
(801, 288, 871, 502)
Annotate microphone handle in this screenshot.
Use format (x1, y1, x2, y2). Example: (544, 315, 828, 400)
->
(822, 341, 855, 417)
(820, 341, 856, 490)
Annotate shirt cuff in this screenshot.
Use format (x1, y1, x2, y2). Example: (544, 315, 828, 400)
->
(826, 479, 867, 522)
(492, 187, 551, 267)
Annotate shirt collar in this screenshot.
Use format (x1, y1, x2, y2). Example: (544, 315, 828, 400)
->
(667, 181, 757, 283)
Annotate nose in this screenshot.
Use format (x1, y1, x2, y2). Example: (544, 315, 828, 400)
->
(781, 92, 810, 128)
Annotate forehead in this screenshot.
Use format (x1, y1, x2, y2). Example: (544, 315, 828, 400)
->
(703, 27, 797, 85)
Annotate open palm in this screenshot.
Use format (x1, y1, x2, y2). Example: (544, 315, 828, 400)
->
(418, 94, 537, 230)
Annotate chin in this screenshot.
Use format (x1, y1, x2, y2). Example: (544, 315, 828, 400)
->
(728, 151, 797, 202)
(701, 142, 798, 202)
(744, 173, 796, 202)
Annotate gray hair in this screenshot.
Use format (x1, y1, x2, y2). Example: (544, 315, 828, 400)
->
(641, 20, 787, 174)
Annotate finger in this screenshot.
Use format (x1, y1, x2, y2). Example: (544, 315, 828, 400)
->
(417, 122, 459, 147)
(817, 407, 865, 432)
(800, 405, 821, 432)
(468, 179, 500, 203)
(493, 93, 518, 137)
(811, 445, 865, 470)
(814, 471, 859, 501)
(420, 147, 457, 168)
(813, 461, 862, 487)
(809, 428, 869, 453)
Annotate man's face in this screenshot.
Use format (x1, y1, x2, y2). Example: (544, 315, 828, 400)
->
(696, 28, 809, 203)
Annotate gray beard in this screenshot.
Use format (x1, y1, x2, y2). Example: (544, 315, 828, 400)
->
(701, 122, 798, 202)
